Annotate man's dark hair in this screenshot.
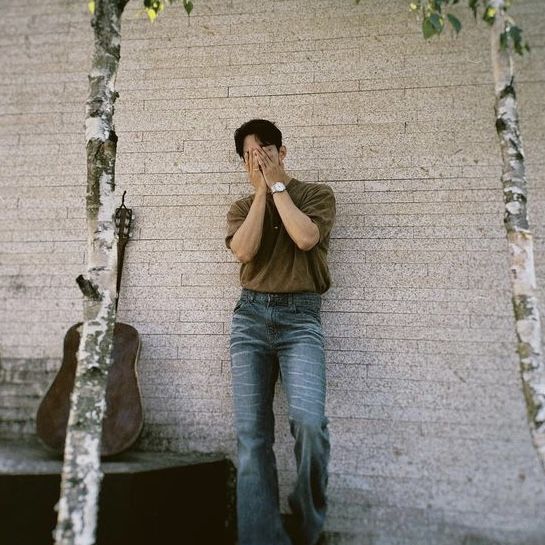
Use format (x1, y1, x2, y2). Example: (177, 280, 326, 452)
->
(234, 118, 283, 159)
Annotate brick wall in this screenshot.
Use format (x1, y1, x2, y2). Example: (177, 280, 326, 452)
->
(1, 0, 545, 543)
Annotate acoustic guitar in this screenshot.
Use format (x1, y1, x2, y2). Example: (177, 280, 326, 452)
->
(36, 191, 143, 457)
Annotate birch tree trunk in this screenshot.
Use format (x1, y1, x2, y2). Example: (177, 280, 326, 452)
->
(54, 1, 128, 543)
(489, 0, 545, 467)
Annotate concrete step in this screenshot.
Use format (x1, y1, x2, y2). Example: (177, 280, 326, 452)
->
(0, 436, 236, 545)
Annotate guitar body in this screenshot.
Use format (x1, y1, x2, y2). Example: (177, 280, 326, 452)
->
(36, 193, 143, 458)
(36, 321, 143, 457)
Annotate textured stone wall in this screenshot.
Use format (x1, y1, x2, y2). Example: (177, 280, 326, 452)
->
(1, 0, 545, 543)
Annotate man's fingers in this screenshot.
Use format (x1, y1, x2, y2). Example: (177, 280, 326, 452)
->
(248, 150, 261, 173)
(254, 147, 270, 167)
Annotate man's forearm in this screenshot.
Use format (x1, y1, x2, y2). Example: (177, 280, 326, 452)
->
(272, 191, 319, 251)
(250, 145, 319, 251)
(230, 191, 267, 262)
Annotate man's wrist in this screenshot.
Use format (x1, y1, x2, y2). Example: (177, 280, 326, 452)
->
(270, 182, 287, 194)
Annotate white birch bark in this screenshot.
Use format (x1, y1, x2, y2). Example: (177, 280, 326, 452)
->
(53, 1, 128, 543)
(488, 0, 545, 467)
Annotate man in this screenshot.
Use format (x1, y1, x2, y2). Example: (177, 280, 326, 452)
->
(225, 118, 336, 545)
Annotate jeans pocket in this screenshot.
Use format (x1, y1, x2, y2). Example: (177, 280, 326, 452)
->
(233, 297, 249, 313)
(295, 301, 321, 322)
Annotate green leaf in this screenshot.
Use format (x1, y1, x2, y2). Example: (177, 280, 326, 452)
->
(498, 24, 530, 56)
(422, 17, 437, 39)
(145, 7, 157, 22)
(509, 25, 522, 54)
(509, 25, 522, 43)
(483, 5, 496, 25)
(429, 13, 444, 33)
(499, 30, 508, 50)
(468, 0, 478, 19)
(183, 0, 193, 15)
(446, 13, 461, 34)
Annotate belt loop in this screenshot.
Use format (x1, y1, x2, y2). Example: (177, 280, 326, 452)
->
(267, 293, 271, 306)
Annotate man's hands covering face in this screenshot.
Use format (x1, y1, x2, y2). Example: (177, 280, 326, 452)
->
(244, 148, 268, 194)
(252, 146, 284, 188)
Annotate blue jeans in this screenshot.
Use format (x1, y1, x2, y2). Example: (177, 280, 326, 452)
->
(229, 288, 330, 545)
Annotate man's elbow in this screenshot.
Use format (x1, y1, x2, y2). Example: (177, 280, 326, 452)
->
(232, 247, 254, 263)
(229, 239, 250, 263)
(296, 230, 320, 252)
(236, 253, 253, 263)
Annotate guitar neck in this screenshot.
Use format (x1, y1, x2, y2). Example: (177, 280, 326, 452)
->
(115, 197, 132, 313)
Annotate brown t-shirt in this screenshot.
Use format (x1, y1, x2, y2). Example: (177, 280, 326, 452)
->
(225, 177, 336, 294)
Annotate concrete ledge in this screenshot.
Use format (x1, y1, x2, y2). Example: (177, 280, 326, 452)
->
(0, 435, 227, 474)
(0, 436, 236, 545)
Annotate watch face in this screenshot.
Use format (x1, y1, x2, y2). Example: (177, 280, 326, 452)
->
(272, 182, 285, 192)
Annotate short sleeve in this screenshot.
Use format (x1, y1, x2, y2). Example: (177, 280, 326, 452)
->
(225, 199, 251, 249)
(299, 184, 336, 244)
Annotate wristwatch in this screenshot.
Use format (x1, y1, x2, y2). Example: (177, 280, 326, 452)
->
(270, 182, 286, 194)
